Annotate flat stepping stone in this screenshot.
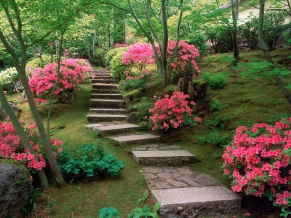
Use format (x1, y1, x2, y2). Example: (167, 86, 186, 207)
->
(91, 93, 122, 99)
(109, 134, 160, 146)
(90, 108, 128, 114)
(151, 186, 241, 218)
(84, 123, 104, 129)
(91, 89, 120, 94)
(91, 79, 116, 83)
(93, 74, 112, 78)
(90, 99, 125, 108)
(87, 114, 127, 122)
(93, 123, 140, 136)
(132, 150, 195, 166)
(92, 83, 118, 90)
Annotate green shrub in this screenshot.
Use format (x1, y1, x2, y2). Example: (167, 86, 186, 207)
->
(187, 32, 208, 56)
(104, 47, 128, 66)
(57, 142, 125, 178)
(0, 67, 21, 93)
(92, 47, 109, 67)
(26, 54, 57, 69)
(119, 70, 155, 92)
(238, 11, 289, 50)
(131, 97, 156, 121)
(110, 52, 127, 80)
(204, 25, 233, 53)
(203, 72, 228, 89)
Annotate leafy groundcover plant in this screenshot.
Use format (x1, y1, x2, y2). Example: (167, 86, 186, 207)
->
(57, 142, 125, 178)
(149, 91, 201, 131)
(222, 118, 291, 217)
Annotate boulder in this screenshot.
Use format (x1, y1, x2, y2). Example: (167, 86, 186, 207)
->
(0, 102, 22, 120)
(127, 112, 142, 124)
(0, 161, 32, 218)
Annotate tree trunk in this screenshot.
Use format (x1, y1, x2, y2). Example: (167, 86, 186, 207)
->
(168, 0, 184, 83)
(258, 0, 291, 105)
(0, 83, 49, 187)
(113, 10, 126, 45)
(231, 0, 240, 64)
(161, 0, 168, 86)
(17, 66, 67, 186)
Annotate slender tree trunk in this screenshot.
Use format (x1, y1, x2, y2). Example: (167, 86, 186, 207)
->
(16, 66, 66, 186)
(113, 10, 126, 45)
(231, 0, 240, 64)
(168, 0, 184, 83)
(258, 0, 291, 105)
(0, 83, 49, 187)
(92, 14, 97, 56)
(161, 0, 168, 86)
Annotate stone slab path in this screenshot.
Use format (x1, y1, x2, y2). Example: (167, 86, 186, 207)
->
(85, 69, 241, 217)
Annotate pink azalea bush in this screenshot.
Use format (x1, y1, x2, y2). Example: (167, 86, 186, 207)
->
(120, 43, 156, 91)
(166, 40, 200, 73)
(149, 91, 201, 131)
(222, 118, 291, 216)
(0, 120, 63, 172)
(28, 58, 92, 105)
(122, 43, 155, 71)
(154, 40, 200, 78)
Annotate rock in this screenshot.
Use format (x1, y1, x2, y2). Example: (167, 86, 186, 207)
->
(0, 160, 32, 218)
(126, 112, 142, 124)
(0, 101, 22, 120)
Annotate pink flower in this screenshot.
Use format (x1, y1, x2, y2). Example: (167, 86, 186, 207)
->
(244, 212, 251, 217)
(194, 117, 202, 122)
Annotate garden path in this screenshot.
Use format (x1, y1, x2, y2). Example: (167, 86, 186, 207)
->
(84, 69, 241, 218)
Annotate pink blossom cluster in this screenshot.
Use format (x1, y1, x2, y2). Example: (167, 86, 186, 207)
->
(122, 43, 155, 70)
(222, 119, 291, 209)
(149, 91, 200, 131)
(114, 43, 128, 48)
(28, 58, 92, 104)
(166, 40, 200, 72)
(0, 120, 63, 171)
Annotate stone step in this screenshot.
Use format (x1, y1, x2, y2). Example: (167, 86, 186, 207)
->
(92, 70, 110, 74)
(90, 108, 128, 114)
(151, 186, 241, 218)
(109, 134, 160, 146)
(93, 123, 140, 136)
(84, 123, 104, 129)
(87, 114, 127, 122)
(91, 93, 122, 99)
(91, 79, 116, 83)
(91, 89, 120, 94)
(90, 99, 125, 108)
(132, 150, 195, 166)
(93, 75, 112, 79)
(92, 83, 118, 90)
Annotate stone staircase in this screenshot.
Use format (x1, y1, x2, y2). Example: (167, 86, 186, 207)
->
(85, 69, 241, 218)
